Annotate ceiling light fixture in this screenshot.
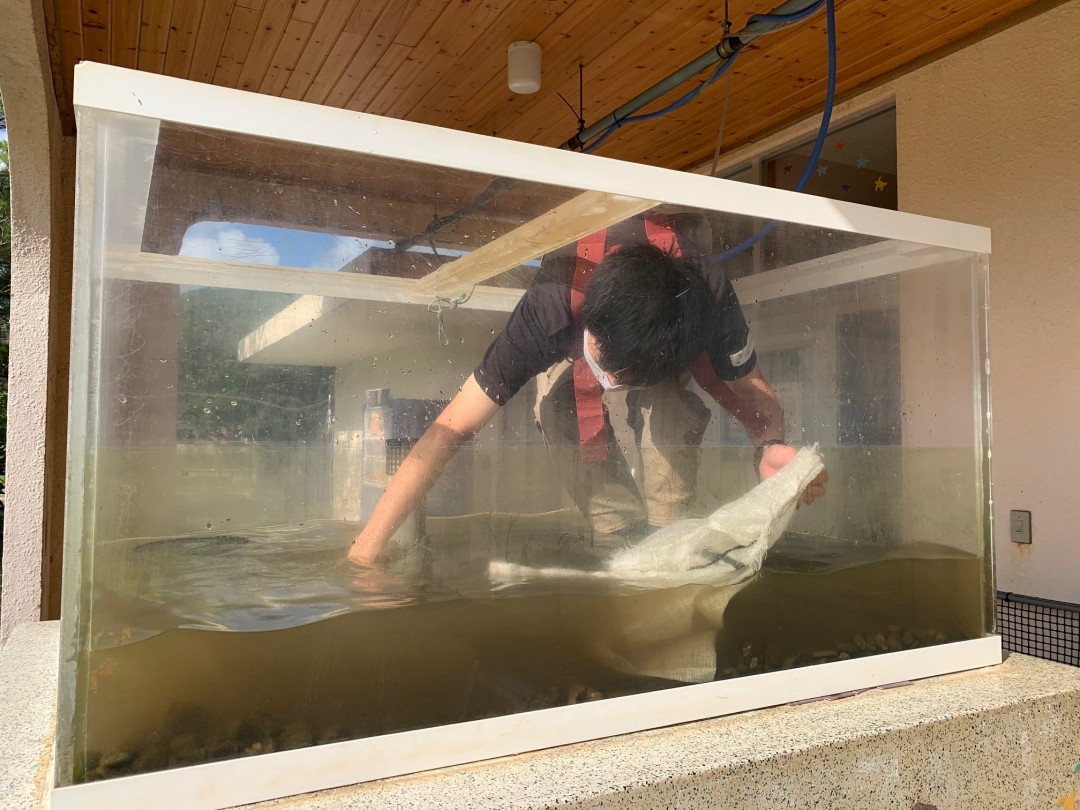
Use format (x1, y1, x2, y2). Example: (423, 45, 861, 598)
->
(507, 41, 542, 94)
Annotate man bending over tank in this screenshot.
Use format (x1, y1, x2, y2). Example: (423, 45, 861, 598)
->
(349, 213, 827, 566)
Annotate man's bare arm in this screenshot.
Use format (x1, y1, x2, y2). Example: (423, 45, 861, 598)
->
(727, 368, 827, 504)
(348, 374, 500, 564)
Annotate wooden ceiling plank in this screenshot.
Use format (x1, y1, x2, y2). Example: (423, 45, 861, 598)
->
(235, 0, 296, 91)
(404, 0, 574, 124)
(79, 0, 111, 64)
(291, 0, 323, 24)
(339, 0, 449, 111)
(261, 17, 317, 96)
(161, 0, 205, 79)
(48, 0, 1050, 181)
(313, 0, 408, 106)
(391, 0, 451, 49)
(368, 0, 511, 119)
(303, 30, 364, 104)
(301, 0, 390, 104)
(189, 0, 236, 83)
(343, 42, 413, 111)
(111, 0, 142, 69)
(137, 0, 175, 73)
(281, 0, 362, 100)
(318, 0, 416, 108)
(212, 1, 264, 88)
(411, 191, 656, 297)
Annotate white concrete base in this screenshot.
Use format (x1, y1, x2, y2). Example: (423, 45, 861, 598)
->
(3, 622, 1079, 810)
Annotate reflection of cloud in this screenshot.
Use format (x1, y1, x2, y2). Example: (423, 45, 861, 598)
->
(309, 236, 368, 270)
(181, 224, 282, 266)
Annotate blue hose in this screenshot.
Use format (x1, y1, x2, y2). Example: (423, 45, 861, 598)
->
(747, 0, 825, 26)
(583, 56, 740, 154)
(712, 0, 837, 265)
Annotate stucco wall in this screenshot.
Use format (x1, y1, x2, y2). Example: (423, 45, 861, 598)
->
(894, 0, 1080, 604)
(0, 0, 74, 643)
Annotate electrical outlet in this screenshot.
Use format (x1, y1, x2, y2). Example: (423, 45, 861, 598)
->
(1010, 510, 1032, 544)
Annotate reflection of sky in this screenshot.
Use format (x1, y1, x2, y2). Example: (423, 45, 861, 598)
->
(180, 221, 389, 270)
(180, 221, 475, 271)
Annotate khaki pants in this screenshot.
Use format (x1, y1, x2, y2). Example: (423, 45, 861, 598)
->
(534, 359, 712, 541)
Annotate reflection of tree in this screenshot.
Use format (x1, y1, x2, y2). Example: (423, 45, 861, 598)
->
(178, 288, 333, 443)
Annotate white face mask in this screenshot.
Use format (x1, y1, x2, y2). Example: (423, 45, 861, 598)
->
(583, 329, 632, 392)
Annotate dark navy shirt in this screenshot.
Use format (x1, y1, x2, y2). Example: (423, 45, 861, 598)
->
(473, 213, 756, 406)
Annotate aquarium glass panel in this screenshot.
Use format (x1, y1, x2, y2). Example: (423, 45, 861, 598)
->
(59, 100, 992, 788)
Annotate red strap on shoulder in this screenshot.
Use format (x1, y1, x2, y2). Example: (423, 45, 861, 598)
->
(571, 230, 610, 463)
(643, 215, 679, 256)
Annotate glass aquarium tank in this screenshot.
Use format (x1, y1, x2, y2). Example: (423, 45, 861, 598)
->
(54, 63, 998, 809)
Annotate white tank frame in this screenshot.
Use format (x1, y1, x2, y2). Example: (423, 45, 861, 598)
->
(54, 63, 998, 810)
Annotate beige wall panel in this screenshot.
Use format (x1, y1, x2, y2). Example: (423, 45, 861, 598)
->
(0, 0, 75, 641)
(896, 0, 1080, 602)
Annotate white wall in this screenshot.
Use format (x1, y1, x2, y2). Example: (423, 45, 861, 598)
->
(894, 0, 1080, 604)
(0, 0, 74, 642)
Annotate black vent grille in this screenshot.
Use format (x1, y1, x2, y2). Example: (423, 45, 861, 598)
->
(996, 593, 1079, 667)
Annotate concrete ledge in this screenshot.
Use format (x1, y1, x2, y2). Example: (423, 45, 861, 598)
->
(3, 621, 1079, 810)
(0, 621, 59, 810)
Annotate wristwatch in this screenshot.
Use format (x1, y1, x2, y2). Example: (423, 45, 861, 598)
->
(754, 438, 788, 477)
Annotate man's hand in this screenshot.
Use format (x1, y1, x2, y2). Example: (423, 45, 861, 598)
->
(348, 529, 383, 566)
(758, 442, 828, 505)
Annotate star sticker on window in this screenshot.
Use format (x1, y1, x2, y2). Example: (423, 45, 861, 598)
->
(835, 141, 845, 151)
(817, 164, 828, 176)
(874, 176, 888, 192)
(1057, 787, 1080, 810)
(840, 183, 851, 193)
(783, 164, 792, 174)
(856, 155, 869, 169)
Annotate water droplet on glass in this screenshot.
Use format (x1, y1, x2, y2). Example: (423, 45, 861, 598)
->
(206, 523, 212, 529)
(118, 395, 127, 404)
(159, 358, 167, 363)
(203, 407, 212, 414)
(295, 420, 302, 426)
(230, 401, 237, 407)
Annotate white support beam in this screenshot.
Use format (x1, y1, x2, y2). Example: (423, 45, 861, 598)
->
(731, 241, 973, 304)
(411, 192, 655, 297)
(105, 251, 524, 312)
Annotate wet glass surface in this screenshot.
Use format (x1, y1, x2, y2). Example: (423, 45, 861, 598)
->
(59, 108, 992, 785)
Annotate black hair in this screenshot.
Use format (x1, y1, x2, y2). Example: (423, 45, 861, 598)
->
(581, 242, 711, 387)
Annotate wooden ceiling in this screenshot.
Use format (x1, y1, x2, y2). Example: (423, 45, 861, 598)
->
(42, 0, 1045, 172)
